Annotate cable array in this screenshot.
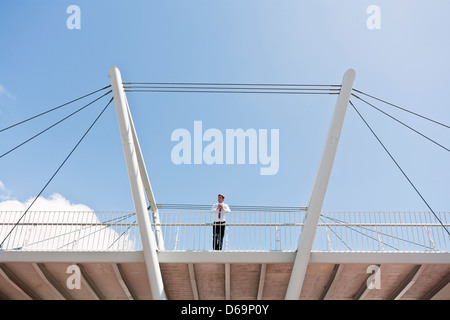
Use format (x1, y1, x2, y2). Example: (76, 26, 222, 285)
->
(351, 91, 449, 153)
(0, 80, 448, 250)
(123, 82, 341, 95)
(352, 89, 449, 129)
(319, 212, 442, 251)
(0, 85, 111, 133)
(349, 90, 449, 236)
(124, 81, 449, 238)
(0, 87, 114, 248)
(0, 90, 112, 160)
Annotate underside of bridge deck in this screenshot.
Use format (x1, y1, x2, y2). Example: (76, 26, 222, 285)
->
(0, 251, 448, 300)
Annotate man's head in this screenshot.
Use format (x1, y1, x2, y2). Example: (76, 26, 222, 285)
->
(218, 194, 225, 203)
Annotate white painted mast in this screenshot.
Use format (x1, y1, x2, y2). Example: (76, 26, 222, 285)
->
(125, 100, 165, 250)
(109, 66, 166, 300)
(285, 68, 356, 299)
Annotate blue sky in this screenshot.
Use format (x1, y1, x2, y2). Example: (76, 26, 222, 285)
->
(0, 1, 449, 214)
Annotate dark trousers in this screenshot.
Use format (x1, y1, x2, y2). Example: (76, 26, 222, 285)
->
(213, 221, 226, 250)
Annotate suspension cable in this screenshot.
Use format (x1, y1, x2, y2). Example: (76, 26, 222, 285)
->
(0, 90, 112, 160)
(349, 100, 449, 236)
(0, 97, 114, 249)
(123, 81, 342, 87)
(352, 93, 450, 153)
(320, 213, 437, 251)
(125, 89, 339, 95)
(0, 85, 111, 133)
(123, 82, 341, 95)
(352, 88, 450, 129)
(319, 216, 353, 250)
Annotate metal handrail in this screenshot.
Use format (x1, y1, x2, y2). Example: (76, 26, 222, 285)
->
(0, 210, 448, 252)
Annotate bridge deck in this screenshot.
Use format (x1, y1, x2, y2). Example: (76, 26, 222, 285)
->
(0, 251, 448, 300)
(1, 210, 448, 299)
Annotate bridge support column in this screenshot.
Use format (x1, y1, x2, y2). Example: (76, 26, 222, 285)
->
(285, 69, 355, 300)
(125, 100, 165, 250)
(109, 66, 166, 300)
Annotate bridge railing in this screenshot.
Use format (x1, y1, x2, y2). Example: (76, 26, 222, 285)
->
(157, 209, 304, 251)
(315, 211, 449, 252)
(157, 210, 449, 252)
(0, 211, 140, 251)
(0, 210, 448, 252)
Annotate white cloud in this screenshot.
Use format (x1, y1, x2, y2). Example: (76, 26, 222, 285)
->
(0, 193, 137, 251)
(0, 180, 12, 201)
(0, 193, 92, 212)
(0, 84, 15, 100)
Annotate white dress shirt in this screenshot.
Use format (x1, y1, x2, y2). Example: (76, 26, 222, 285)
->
(211, 203, 231, 222)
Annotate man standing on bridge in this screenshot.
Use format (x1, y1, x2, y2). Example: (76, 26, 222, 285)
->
(211, 194, 231, 250)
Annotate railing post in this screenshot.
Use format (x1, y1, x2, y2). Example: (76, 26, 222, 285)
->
(285, 69, 355, 300)
(424, 226, 437, 251)
(325, 226, 333, 251)
(375, 227, 385, 251)
(109, 66, 166, 300)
